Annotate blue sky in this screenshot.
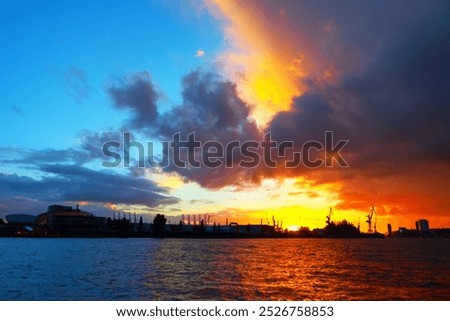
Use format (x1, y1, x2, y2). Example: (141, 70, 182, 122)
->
(0, 0, 224, 151)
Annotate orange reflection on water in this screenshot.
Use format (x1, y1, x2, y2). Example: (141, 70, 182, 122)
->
(143, 238, 450, 300)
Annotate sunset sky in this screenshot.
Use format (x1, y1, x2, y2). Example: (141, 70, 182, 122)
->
(1, 0, 449, 232)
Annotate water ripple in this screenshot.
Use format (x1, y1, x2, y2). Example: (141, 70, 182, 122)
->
(0, 238, 448, 300)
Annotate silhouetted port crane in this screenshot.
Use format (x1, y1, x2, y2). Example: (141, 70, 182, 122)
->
(366, 206, 376, 233)
(326, 207, 333, 225)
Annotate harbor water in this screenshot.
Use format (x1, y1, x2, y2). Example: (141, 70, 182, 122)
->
(0, 238, 448, 300)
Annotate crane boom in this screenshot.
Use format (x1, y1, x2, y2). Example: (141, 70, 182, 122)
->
(326, 207, 333, 225)
(366, 206, 376, 233)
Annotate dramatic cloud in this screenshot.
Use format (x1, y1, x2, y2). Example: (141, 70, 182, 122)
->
(97, 0, 447, 223)
(0, 164, 178, 213)
(156, 69, 263, 188)
(207, 0, 450, 122)
(108, 72, 160, 129)
(158, 70, 258, 138)
(0, 128, 178, 215)
(233, 0, 450, 221)
(263, 1, 450, 166)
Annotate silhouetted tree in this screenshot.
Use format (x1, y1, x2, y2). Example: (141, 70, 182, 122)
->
(298, 226, 312, 237)
(152, 214, 167, 234)
(325, 219, 360, 238)
(106, 216, 132, 231)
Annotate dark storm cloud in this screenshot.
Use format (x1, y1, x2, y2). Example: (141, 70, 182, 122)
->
(268, 0, 450, 168)
(0, 165, 178, 208)
(105, 69, 263, 188)
(108, 72, 160, 129)
(269, 93, 349, 144)
(255, 0, 450, 217)
(158, 70, 260, 140)
(247, 0, 447, 78)
(156, 69, 263, 188)
(353, 6, 450, 160)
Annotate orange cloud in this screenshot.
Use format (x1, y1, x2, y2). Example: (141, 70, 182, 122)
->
(206, 0, 308, 125)
(196, 0, 450, 230)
